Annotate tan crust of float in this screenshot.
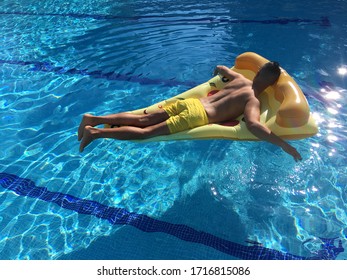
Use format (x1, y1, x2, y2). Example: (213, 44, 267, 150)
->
(105, 52, 318, 142)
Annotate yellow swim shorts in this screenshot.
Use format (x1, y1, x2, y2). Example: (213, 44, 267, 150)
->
(163, 98, 209, 134)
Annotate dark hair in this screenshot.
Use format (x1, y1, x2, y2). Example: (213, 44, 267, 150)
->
(254, 61, 281, 86)
(262, 61, 281, 81)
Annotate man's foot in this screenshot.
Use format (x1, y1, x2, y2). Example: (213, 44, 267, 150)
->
(78, 114, 96, 141)
(79, 126, 98, 152)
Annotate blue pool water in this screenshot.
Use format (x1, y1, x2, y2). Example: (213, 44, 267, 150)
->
(0, 0, 346, 260)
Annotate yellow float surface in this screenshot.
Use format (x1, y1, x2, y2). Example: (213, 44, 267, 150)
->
(106, 52, 318, 142)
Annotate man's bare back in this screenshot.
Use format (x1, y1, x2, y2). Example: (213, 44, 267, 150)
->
(200, 72, 254, 123)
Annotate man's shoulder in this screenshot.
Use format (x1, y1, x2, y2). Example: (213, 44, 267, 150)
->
(247, 94, 260, 106)
(244, 94, 260, 106)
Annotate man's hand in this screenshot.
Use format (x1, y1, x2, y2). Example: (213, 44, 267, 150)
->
(213, 65, 222, 76)
(213, 65, 239, 81)
(281, 144, 302, 162)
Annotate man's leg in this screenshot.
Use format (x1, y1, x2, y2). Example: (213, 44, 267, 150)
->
(79, 121, 170, 152)
(78, 110, 169, 141)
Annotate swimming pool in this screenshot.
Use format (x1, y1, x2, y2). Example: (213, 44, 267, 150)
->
(0, 0, 346, 260)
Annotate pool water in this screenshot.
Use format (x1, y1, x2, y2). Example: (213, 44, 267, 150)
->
(0, 0, 346, 260)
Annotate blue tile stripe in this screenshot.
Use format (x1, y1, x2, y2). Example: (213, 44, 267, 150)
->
(0, 59, 196, 87)
(0, 12, 331, 27)
(0, 173, 344, 260)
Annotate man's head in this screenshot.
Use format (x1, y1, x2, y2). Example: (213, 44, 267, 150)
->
(253, 61, 281, 88)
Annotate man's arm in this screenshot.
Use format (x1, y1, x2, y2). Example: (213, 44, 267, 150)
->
(213, 65, 240, 81)
(244, 98, 302, 162)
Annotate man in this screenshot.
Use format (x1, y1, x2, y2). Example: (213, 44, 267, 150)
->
(78, 62, 302, 161)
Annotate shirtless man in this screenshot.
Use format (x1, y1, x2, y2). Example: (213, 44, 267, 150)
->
(78, 62, 302, 161)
